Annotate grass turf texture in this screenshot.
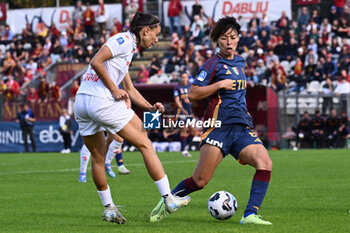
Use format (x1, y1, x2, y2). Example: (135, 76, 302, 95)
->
(0, 149, 349, 233)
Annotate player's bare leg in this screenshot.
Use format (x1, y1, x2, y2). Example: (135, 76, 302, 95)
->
(82, 132, 126, 224)
(118, 115, 190, 213)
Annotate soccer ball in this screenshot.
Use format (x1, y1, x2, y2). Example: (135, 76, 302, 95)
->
(208, 191, 237, 220)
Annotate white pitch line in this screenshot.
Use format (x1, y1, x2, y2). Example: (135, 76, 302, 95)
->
(0, 159, 198, 176)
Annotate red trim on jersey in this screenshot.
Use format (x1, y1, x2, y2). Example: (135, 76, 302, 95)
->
(204, 55, 219, 70)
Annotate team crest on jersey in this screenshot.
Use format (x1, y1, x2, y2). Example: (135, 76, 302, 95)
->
(232, 67, 239, 75)
(117, 37, 125, 45)
(197, 71, 207, 81)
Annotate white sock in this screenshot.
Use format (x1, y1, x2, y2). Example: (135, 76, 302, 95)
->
(105, 140, 122, 164)
(154, 175, 171, 197)
(97, 185, 115, 207)
(80, 144, 91, 174)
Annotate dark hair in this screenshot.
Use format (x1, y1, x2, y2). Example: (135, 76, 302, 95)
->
(130, 12, 160, 42)
(210, 17, 241, 42)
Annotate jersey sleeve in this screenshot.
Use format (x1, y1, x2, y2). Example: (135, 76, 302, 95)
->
(173, 87, 179, 97)
(192, 58, 218, 86)
(104, 34, 131, 58)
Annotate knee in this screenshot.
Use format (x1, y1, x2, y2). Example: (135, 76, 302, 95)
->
(254, 151, 273, 171)
(134, 137, 153, 152)
(264, 157, 273, 171)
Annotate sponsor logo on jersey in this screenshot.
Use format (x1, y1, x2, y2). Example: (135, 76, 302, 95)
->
(197, 71, 207, 81)
(226, 69, 232, 75)
(117, 37, 125, 45)
(205, 137, 223, 148)
(232, 67, 239, 75)
(223, 64, 228, 69)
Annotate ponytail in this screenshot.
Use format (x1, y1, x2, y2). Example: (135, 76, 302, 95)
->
(130, 12, 160, 42)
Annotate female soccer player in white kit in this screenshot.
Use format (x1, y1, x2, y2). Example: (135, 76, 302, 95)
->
(74, 12, 190, 224)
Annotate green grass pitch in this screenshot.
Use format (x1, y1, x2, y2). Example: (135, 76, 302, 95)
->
(0, 149, 349, 233)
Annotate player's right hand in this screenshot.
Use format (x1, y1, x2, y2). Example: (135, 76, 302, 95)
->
(219, 79, 235, 90)
(113, 89, 129, 101)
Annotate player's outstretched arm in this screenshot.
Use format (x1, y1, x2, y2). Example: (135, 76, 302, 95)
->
(189, 79, 233, 101)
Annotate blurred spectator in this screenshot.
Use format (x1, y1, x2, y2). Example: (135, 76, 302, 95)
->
(49, 81, 61, 102)
(96, 0, 108, 38)
(38, 76, 49, 103)
(113, 18, 123, 33)
(320, 18, 331, 34)
(50, 39, 63, 63)
(297, 6, 310, 29)
(304, 49, 318, 66)
(36, 20, 48, 39)
(276, 11, 290, 33)
(26, 87, 38, 103)
(74, 47, 87, 63)
(324, 109, 340, 148)
(322, 77, 334, 115)
(31, 42, 43, 61)
(285, 37, 298, 61)
(334, 76, 350, 112)
(137, 64, 150, 84)
(311, 8, 322, 25)
(168, 0, 183, 37)
(190, 24, 203, 45)
(338, 111, 349, 147)
(72, 0, 84, 27)
(305, 56, 317, 80)
(59, 108, 73, 154)
(149, 55, 161, 77)
(124, 1, 139, 25)
(190, 15, 204, 33)
(38, 49, 52, 68)
(148, 70, 169, 84)
(3, 75, 20, 101)
(271, 67, 286, 92)
(2, 25, 15, 41)
(13, 41, 26, 62)
(59, 31, 69, 49)
(255, 59, 266, 82)
(310, 109, 324, 148)
(238, 29, 254, 52)
(169, 71, 179, 83)
(22, 67, 34, 86)
(16, 103, 36, 152)
(322, 54, 337, 79)
(190, 0, 203, 25)
(0, 79, 6, 95)
(49, 23, 60, 40)
(292, 111, 312, 150)
(1, 51, 16, 76)
(334, 0, 346, 14)
(329, 6, 338, 24)
(288, 69, 308, 93)
(83, 2, 95, 39)
(265, 50, 279, 67)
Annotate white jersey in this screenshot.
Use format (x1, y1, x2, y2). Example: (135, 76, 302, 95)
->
(77, 31, 137, 100)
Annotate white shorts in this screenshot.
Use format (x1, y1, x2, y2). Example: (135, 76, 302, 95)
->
(74, 94, 134, 136)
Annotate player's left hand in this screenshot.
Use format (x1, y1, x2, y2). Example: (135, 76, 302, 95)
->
(152, 102, 165, 113)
